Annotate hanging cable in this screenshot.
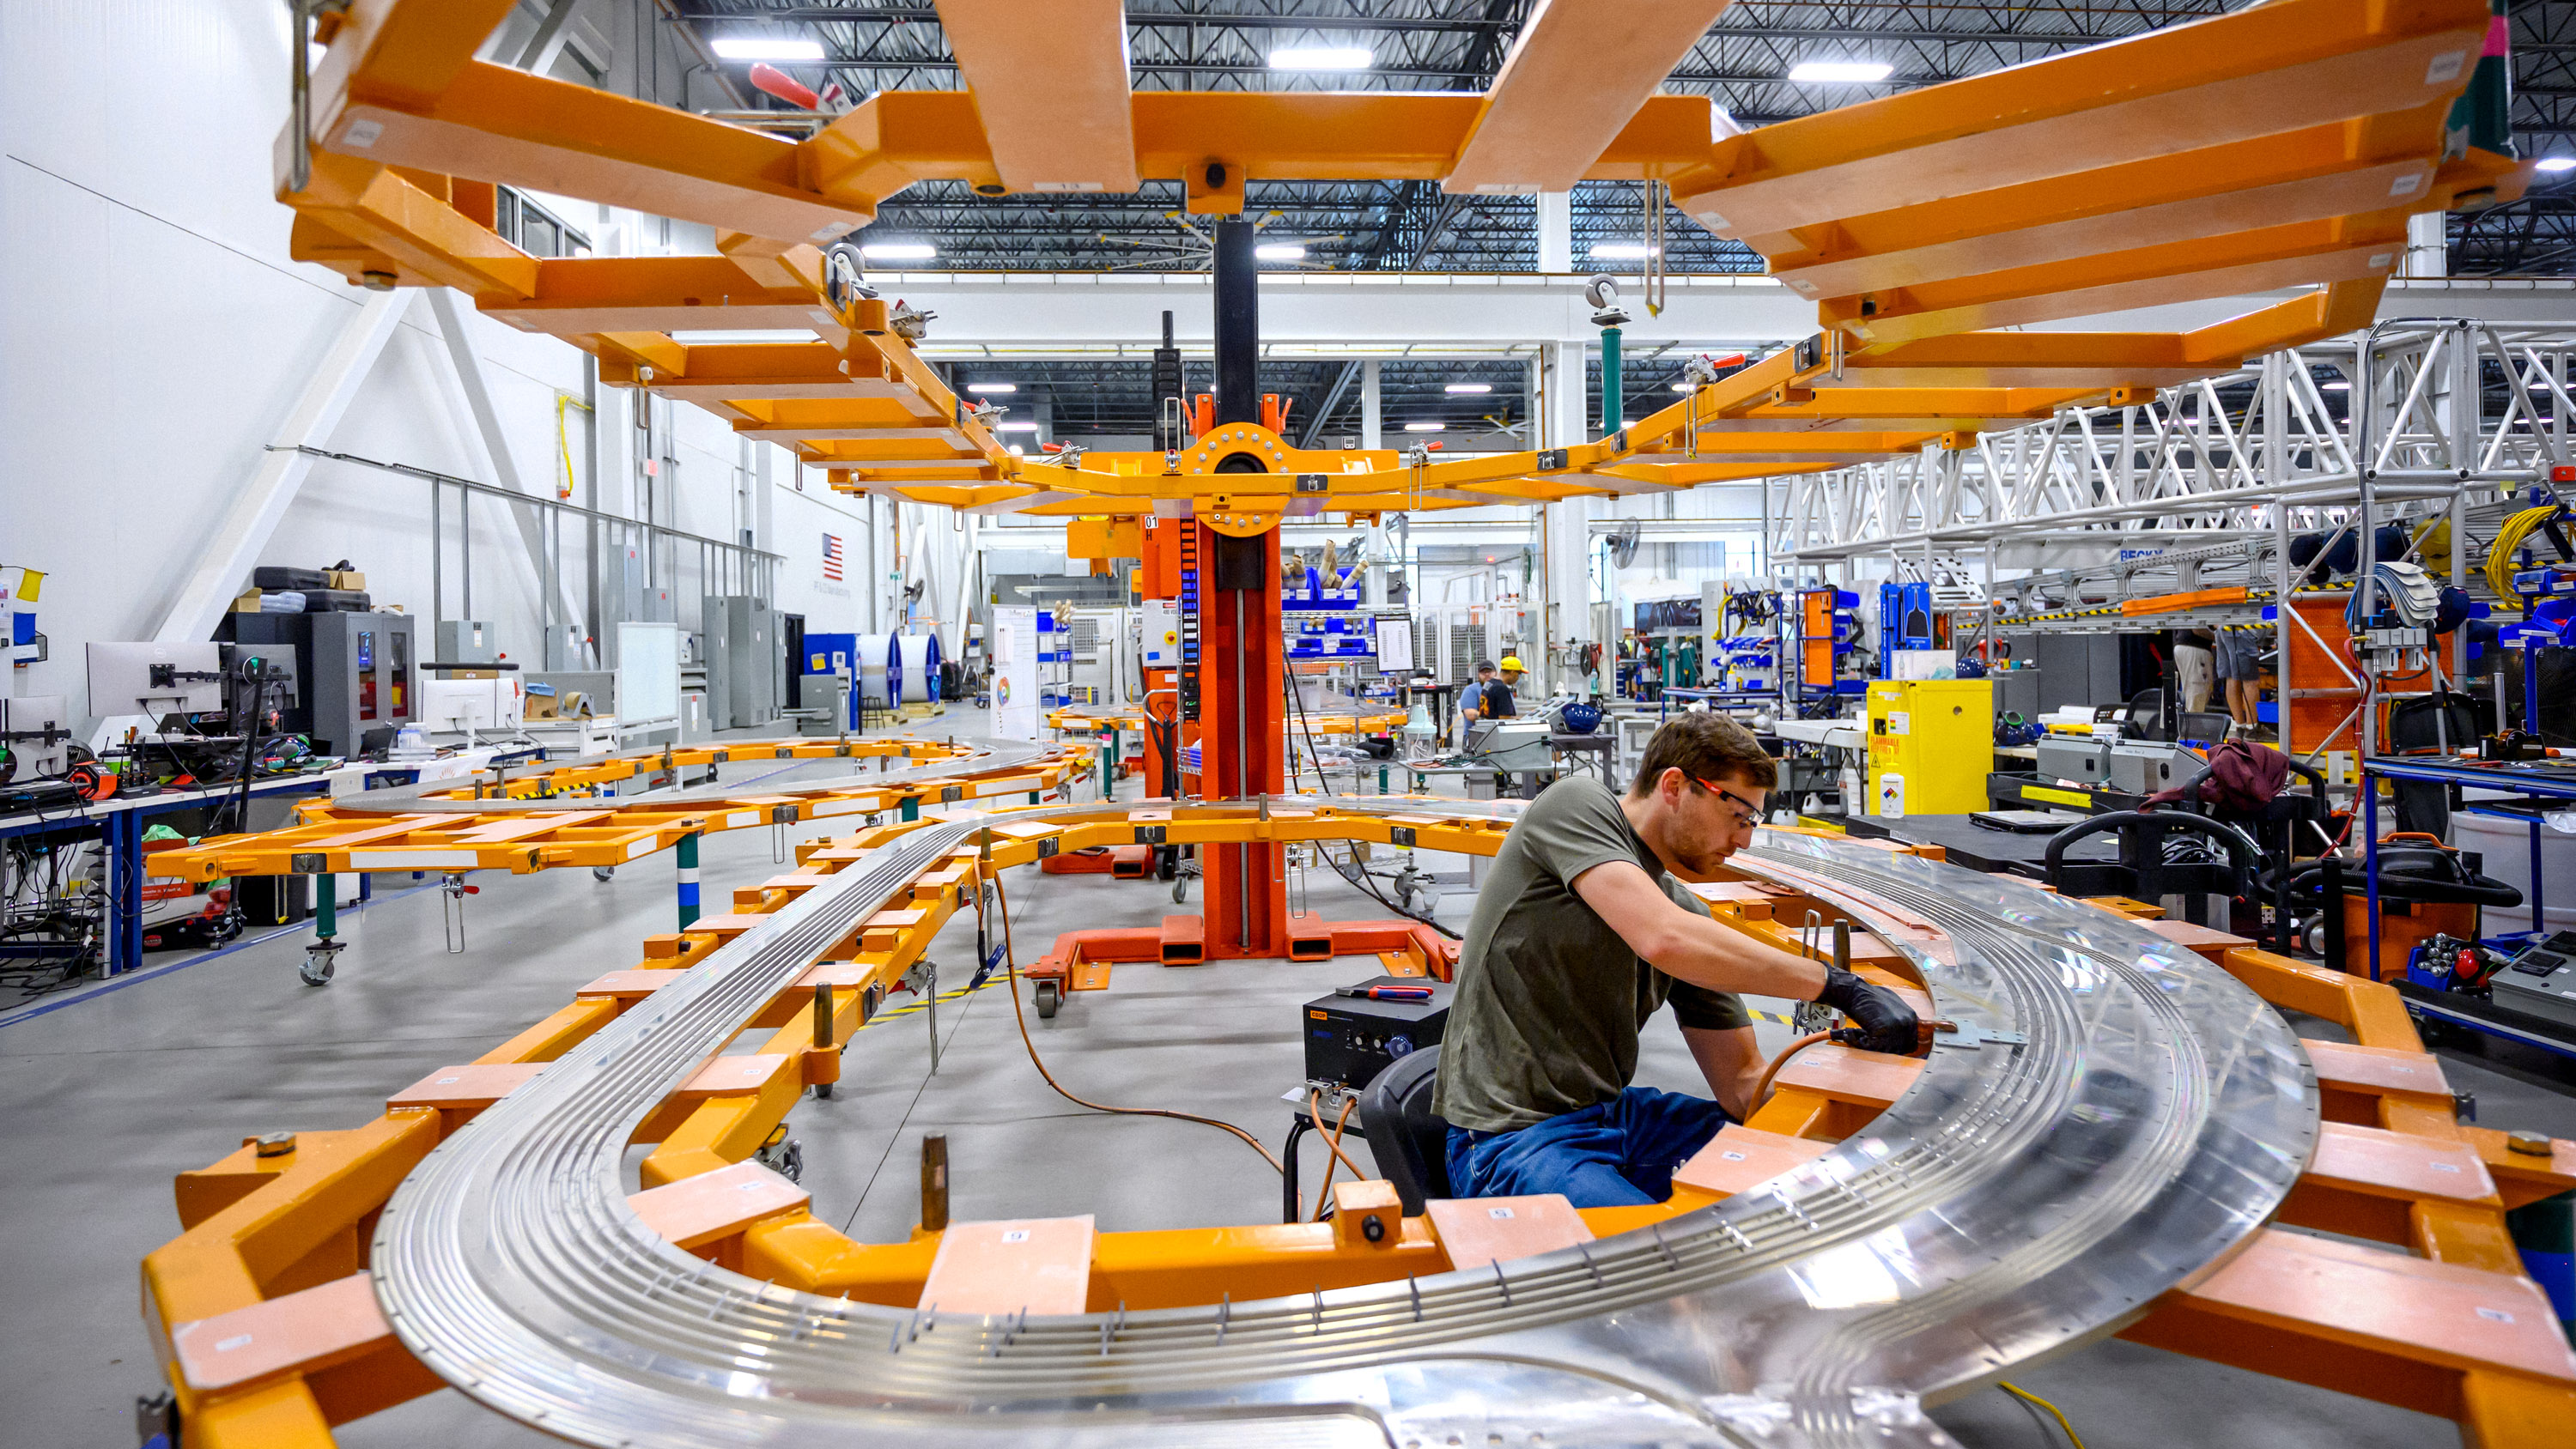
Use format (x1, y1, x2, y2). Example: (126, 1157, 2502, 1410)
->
(2484, 503, 2568, 598)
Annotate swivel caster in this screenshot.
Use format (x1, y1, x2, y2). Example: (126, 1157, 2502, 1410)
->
(1035, 979, 1061, 1019)
(812, 1082, 834, 1100)
(300, 941, 343, 986)
(592, 865, 615, 882)
(756, 1125, 804, 1182)
(1171, 876, 1189, 906)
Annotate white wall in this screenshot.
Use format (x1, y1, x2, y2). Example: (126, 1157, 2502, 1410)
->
(0, 1, 753, 730)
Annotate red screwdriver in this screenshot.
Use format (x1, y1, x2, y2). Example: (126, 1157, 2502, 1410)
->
(1337, 984, 1434, 1002)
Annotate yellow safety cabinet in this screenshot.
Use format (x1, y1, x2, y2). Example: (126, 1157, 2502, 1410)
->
(1864, 679, 1994, 817)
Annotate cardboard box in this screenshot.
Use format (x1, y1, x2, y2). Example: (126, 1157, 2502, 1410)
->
(232, 589, 264, 613)
(326, 570, 367, 591)
(525, 689, 581, 720)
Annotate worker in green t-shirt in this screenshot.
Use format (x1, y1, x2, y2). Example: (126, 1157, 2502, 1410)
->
(1431, 712, 1918, 1206)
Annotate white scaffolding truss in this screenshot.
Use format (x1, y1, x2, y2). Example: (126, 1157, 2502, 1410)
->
(1767, 318, 2576, 762)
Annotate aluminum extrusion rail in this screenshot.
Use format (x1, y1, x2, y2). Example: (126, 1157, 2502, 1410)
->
(369, 808, 2313, 1448)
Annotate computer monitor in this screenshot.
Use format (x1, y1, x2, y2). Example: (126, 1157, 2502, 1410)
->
(87, 642, 224, 718)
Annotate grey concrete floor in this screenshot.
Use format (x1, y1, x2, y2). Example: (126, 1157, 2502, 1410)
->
(0, 739, 2567, 1447)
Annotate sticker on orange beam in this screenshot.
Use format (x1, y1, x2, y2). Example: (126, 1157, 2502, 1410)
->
(628, 1160, 811, 1252)
(171, 1272, 392, 1392)
(1673, 1125, 1836, 1198)
(1424, 1194, 1594, 1271)
(919, 1216, 1097, 1317)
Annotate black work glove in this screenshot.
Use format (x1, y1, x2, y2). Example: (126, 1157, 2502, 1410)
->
(1816, 966, 1921, 1056)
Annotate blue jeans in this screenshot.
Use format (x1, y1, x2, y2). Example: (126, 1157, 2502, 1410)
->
(1445, 1088, 1733, 1208)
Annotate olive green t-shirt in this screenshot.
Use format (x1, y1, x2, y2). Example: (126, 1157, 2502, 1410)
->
(1431, 776, 1751, 1133)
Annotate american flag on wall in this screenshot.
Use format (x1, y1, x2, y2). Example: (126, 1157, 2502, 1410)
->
(822, 533, 844, 581)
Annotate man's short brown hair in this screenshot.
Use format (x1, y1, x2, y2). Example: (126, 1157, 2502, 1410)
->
(1628, 712, 1778, 797)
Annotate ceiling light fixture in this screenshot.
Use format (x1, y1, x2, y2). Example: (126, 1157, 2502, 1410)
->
(2322, 381, 2351, 391)
(2539, 156, 2576, 173)
(1403, 421, 1445, 432)
(1270, 46, 1373, 70)
(993, 421, 1040, 433)
(1589, 243, 1659, 259)
(969, 382, 1016, 393)
(1255, 244, 1306, 261)
(1671, 382, 1696, 392)
(1787, 61, 1893, 83)
(860, 242, 936, 260)
(711, 38, 825, 62)
(1444, 383, 1492, 394)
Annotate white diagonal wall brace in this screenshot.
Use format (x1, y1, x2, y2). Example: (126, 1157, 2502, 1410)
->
(152, 289, 411, 646)
(426, 288, 597, 667)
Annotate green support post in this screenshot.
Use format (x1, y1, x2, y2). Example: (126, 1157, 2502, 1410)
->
(677, 832, 701, 929)
(315, 872, 335, 939)
(900, 797, 920, 822)
(1600, 325, 1622, 439)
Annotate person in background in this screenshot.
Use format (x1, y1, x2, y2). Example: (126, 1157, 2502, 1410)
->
(1460, 657, 1522, 727)
(2172, 626, 2215, 716)
(2215, 624, 2263, 737)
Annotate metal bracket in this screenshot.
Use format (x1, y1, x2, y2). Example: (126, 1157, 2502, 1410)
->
(1932, 1019, 2027, 1050)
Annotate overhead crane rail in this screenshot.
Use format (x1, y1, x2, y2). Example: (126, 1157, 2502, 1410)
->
(136, 799, 2576, 1447)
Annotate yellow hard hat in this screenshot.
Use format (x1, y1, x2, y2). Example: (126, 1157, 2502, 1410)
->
(1498, 655, 1525, 672)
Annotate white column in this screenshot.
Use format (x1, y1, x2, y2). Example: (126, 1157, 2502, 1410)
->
(1546, 339, 1587, 458)
(1536, 191, 1573, 274)
(1542, 337, 1596, 692)
(2406, 211, 2447, 279)
(1361, 358, 1382, 450)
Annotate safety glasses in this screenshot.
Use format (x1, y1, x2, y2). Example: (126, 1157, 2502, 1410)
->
(1686, 773, 1766, 830)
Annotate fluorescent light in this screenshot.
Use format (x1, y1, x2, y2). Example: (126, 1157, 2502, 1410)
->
(668, 329, 818, 344)
(1255, 244, 1306, 261)
(1270, 46, 1372, 70)
(1589, 243, 1660, 259)
(712, 37, 825, 62)
(1787, 61, 1893, 83)
(2322, 381, 2351, 391)
(1672, 382, 1696, 392)
(1444, 383, 1492, 394)
(969, 382, 1016, 393)
(860, 242, 936, 260)
(993, 421, 1040, 433)
(2540, 156, 2576, 173)
(1403, 421, 1445, 433)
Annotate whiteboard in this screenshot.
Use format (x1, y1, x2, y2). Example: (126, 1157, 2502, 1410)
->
(991, 606, 1040, 739)
(617, 621, 681, 726)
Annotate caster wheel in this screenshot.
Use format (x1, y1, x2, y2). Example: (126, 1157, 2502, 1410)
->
(813, 1082, 835, 1100)
(1171, 877, 1188, 906)
(300, 955, 337, 986)
(592, 866, 615, 882)
(1035, 980, 1060, 1019)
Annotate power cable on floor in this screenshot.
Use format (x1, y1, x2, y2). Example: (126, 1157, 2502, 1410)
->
(1997, 1382, 2088, 1449)
(984, 862, 1286, 1178)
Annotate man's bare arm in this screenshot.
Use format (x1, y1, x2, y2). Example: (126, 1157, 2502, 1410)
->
(1682, 1023, 1766, 1120)
(1571, 859, 1826, 999)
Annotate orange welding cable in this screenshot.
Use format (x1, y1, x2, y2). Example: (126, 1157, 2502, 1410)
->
(1747, 1032, 1832, 1113)
(1306, 1088, 1362, 1222)
(989, 869, 1285, 1175)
